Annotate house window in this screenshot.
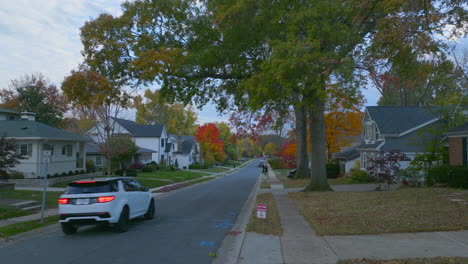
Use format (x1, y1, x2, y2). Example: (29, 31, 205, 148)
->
(161, 139, 164, 148)
(16, 144, 32, 156)
(62, 144, 73, 157)
(95, 156, 102, 166)
(43, 144, 54, 156)
(161, 154, 165, 161)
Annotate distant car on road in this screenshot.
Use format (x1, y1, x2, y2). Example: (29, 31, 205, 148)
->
(58, 177, 155, 235)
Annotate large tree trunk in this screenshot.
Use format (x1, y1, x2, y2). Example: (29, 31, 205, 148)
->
(294, 102, 309, 178)
(304, 93, 332, 191)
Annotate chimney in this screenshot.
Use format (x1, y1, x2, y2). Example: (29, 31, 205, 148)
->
(20, 112, 36, 121)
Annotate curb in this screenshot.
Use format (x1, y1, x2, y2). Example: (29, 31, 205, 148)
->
(212, 171, 261, 264)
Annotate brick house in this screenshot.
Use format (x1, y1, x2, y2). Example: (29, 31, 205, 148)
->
(446, 122, 468, 166)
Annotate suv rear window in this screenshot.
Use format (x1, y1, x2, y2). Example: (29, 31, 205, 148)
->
(65, 181, 118, 194)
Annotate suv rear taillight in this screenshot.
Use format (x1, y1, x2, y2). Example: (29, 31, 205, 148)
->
(58, 198, 69, 204)
(97, 196, 115, 203)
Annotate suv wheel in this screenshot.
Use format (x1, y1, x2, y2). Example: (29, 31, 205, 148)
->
(144, 199, 155, 220)
(61, 223, 77, 235)
(114, 206, 130, 233)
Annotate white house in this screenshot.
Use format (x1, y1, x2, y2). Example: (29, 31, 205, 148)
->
(171, 135, 201, 169)
(86, 117, 169, 164)
(0, 108, 89, 178)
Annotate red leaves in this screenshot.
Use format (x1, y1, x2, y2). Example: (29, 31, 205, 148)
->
(196, 123, 227, 162)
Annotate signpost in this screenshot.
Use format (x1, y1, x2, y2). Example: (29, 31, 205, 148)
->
(257, 203, 267, 219)
(40, 150, 51, 223)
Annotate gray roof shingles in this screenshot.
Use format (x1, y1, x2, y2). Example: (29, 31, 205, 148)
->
(333, 143, 362, 160)
(85, 142, 155, 154)
(446, 122, 468, 135)
(0, 120, 88, 141)
(112, 117, 164, 137)
(367, 106, 441, 135)
(0, 107, 20, 114)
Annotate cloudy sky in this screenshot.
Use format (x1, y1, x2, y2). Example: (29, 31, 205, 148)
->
(0, 1, 466, 123)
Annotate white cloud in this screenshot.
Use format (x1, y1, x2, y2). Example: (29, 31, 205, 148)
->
(0, 0, 124, 89)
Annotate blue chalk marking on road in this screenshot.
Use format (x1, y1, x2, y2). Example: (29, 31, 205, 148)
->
(200, 241, 215, 246)
(228, 212, 236, 216)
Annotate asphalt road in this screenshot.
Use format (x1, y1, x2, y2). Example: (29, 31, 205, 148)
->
(0, 161, 261, 264)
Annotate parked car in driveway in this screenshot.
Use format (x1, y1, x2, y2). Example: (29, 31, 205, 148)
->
(58, 177, 155, 234)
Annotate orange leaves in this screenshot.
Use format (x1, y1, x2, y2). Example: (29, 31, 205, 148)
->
(196, 123, 227, 162)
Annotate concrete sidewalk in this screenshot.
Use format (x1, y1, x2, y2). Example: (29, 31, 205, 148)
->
(236, 166, 468, 264)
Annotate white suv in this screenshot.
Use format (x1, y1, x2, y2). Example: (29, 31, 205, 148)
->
(58, 177, 155, 234)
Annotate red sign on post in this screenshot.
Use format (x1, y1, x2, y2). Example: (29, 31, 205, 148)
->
(257, 203, 267, 219)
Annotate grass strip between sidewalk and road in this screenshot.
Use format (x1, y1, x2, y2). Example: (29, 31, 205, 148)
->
(289, 187, 468, 235)
(0, 206, 31, 220)
(0, 216, 59, 238)
(246, 193, 282, 236)
(153, 177, 215, 193)
(338, 257, 468, 264)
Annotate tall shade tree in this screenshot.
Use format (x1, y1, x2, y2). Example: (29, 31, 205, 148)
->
(78, 0, 467, 191)
(134, 89, 170, 125)
(195, 123, 226, 164)
(61, 67, 132, 174)
(215, 122, 239, 160)
(0, 73, 68, 127)
(325, 85, 365, 163)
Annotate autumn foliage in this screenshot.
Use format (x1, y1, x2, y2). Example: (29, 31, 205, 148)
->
(195, 123, 226, 164)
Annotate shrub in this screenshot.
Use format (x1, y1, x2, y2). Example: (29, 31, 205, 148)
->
(142, 166, 153, 173)
(115, 169, 124, 176)
(268, 157, 285, 170)
(129, 162, 144, 170)
(326, 164, 340, 179)
(86, 159, 96, 172)
(427, 164, 451, 186)
(68, 171, 74, 176)
(448, 166, 468, 188)
(9, 171, 25, 179)
(126, 168, 137, 177)
(189, 163, 209, 169)
(349, 170, 370, 183)
(169, 166, 176, 171)
(61, 172, 67, 176)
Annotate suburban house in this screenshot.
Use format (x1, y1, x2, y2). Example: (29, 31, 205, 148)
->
(171, 135, 201, 169)
(446, 122, 468, 166)
(332, 142, 361, 174)
(85, 117, 202, 169)
(86, 117, 169, 164)
(357, 106, 448, 171)
(85, 141, 156, 169)
(0, 108, 89, 178)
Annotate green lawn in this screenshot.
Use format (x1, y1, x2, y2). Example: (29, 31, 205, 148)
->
(135, 178, 171, 189)
(290, 188, 468, 235)
(0, 191, 62, 208)
(153, 177, 215, 192)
